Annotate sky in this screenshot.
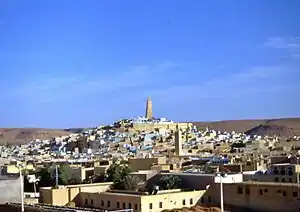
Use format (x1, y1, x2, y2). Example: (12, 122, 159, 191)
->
(0, 0, 300, 128)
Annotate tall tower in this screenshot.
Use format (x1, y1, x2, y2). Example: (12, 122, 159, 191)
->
(175, 124, 183, 156)
(145, 96, 153, 119)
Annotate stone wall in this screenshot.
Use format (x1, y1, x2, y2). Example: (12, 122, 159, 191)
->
(0, 177, 21, 204)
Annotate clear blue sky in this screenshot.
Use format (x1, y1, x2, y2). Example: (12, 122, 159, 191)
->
(1, 0, 300, 128)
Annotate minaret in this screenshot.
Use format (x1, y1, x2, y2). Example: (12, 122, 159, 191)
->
(175, 124, 183, 156)
(145, 96, 153, 119)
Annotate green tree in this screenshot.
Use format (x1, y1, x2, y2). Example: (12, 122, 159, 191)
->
(37, 166, 54, 187)
(37, 165, 72, 187)
(106, 162, 131, 190)
(159, 175, 181, 190)
(58, 165, 72, 185)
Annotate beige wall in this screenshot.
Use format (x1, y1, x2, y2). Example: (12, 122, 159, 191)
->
(77, 189, 205, 212)
(3, 165, 19, 174)
(150, 164, 170, 171)
(141, 190, 204, 212)
(129, 157, 166, 172)
(24, 198, 39, 205)
(78, 191, 141, 210)
(68, 187, 80, 203)
(249, 164, 300, 183)
(205, 182, 300, 212)
(51, 189, 69, 206)
(130, 171, 159, 182)
(131, 123, 192, 131)
(39, 182, 113, 206)
(39, 188, 69, 206)
(39, 188, 52, 205)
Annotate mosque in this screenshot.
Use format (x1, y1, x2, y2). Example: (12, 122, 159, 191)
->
(130, 97, 193, 131)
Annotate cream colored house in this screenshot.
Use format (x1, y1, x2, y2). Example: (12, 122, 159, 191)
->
(39, 182, 113, 206)
(78, 189, 205, 212)
(39, 182, 205, 212)
(129, 157, 167, 172)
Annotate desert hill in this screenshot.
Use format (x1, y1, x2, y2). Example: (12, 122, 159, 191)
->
(193, 117, 300, 137)
(244, 118, 300, 137)
(0, 117, 299, 145)
(0, 128, 71, 145)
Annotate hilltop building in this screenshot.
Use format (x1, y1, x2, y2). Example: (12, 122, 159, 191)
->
(119, 97, 193, 131)
(145, 97, 153, 120)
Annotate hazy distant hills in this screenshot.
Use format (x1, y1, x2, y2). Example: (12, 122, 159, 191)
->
(193, 117, 300, 137)
(0, 118, 299, 145)
(0, 128, 94, 145)
(0, 128, 71, 145)
(64, 128, 93, 134)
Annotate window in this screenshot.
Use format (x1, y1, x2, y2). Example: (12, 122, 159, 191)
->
(117, 202, 120, 208)
(264, 189, 268, 193)
(293, 192, 298, 197)
(85, 199, 88, 205)
(280, 169, 286, 175)
(190, 198, 193, 205)
(123, 203, 126, 209)
(283, 191, 287, 196)
(282, 178, 286, 182)
(101, 200, 104, 206)
(274, 177, 279, 182)
(289, 178, 293, 182)
(273, 169, 279, 174)
(278, 190, 282, 193)
(149, 203, 153, 209)
(159, 202, 163, 208)
(107, 201, 111, 207)
(288, 170, 293, 176)
(182, 199, 186, 205)
(259, 189, 263, 195)
(245, 187, 250, 195)
(208, 196, 212, 203)
(200, 197, 204, 203)
(237, 187, 243, 194)
(128, 203, 132, 209)
(135, 204, 138, 210)
(91, 199, 93, 205)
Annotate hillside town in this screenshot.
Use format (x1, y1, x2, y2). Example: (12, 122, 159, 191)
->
(0, 97, 299, 212)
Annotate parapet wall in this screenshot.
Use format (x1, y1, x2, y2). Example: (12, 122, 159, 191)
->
(0, 177, 21, 204)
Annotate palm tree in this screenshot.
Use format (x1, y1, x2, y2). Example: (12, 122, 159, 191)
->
(159, 175, 181, 190)
(124, 175, 144, 191)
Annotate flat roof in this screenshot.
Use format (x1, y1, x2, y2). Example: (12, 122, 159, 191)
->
(99, 191, 141, 197)
(272, 163, 294, 166)
(130, 170, 158, 174)
(94, 189, 203, 197)
(66, 182, 113, 188)
(161, 172, 215, 177)
(237, 181, 299, 187)
(40, 182, 113, 190)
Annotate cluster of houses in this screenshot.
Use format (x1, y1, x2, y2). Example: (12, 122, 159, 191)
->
(1, 97, 300, 212)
